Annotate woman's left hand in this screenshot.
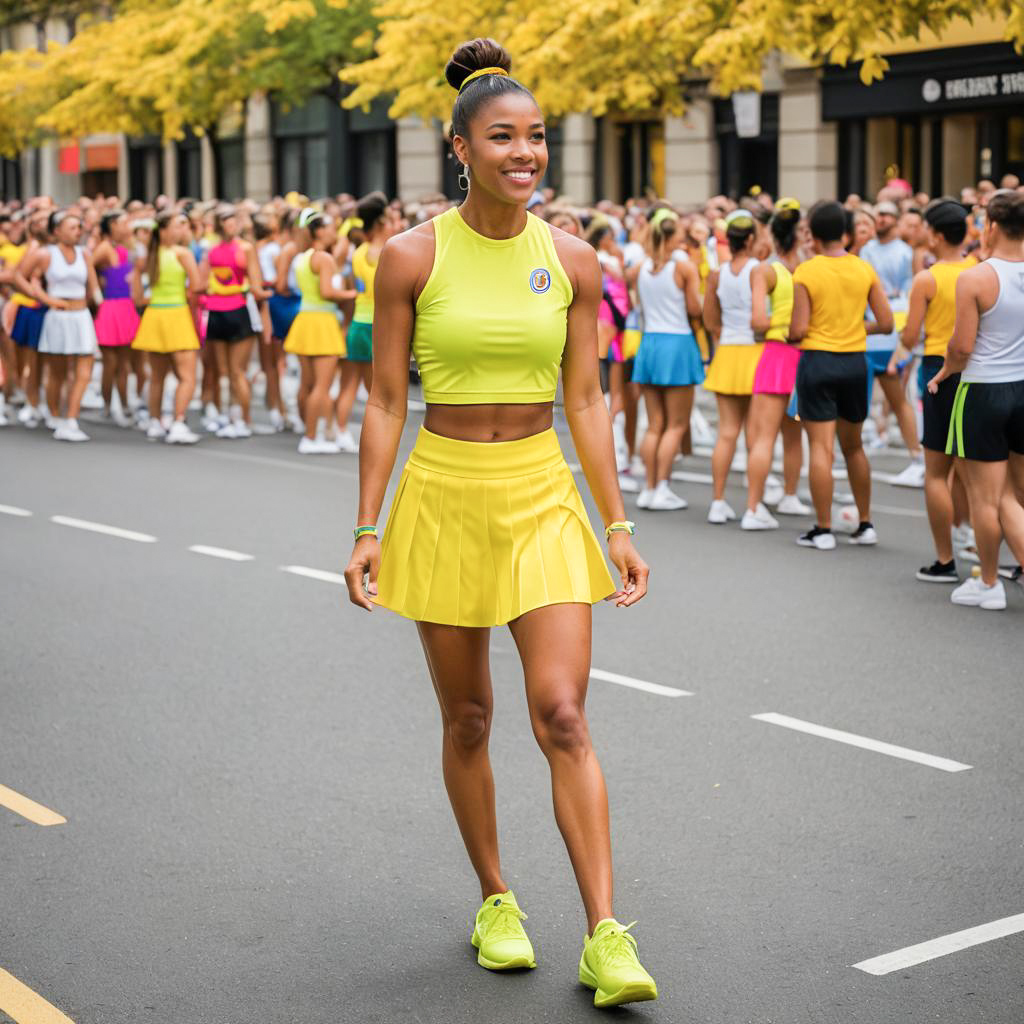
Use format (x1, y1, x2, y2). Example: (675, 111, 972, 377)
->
(606, 533, 649, 607)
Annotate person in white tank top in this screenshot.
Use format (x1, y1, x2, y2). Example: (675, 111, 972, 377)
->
(701, 210, 763, 524)
(929, 190, 1024, 609)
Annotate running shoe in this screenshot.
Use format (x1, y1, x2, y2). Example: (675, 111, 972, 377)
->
(916, 559, 958, 583)
(707, 499, 736, 524)
(951, 576, 1006, 610)
(997, 564, 1023, 583)
(42, 408, 57, 430)
(763, 475, 784, 507)
(111, 407, 133, 428)
(471, 891, 536, 970)
(797, 526, 836, 550)
(53, 418, 90, 442)
(0, 404, 7, 427)
(890, 460, 926, 488)
(776, 493, 811, 516)
(335, 428, 359, 453)
(579, 919, 657, 1008)
(17, 404, 41, 428)
(166, 420, 200, 445)
(617, 471, 640, 494)
(636, 487, 654, 510)
(848, 522, 878, 545)
(269, 408, 285, 432)
(146, 419, 167, 441)
(232, 421, 253, 439)
(650, 481, 687, 510)
(741, 503, 779, 530)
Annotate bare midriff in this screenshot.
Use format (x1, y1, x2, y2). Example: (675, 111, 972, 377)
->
(423, 401, 554, 443)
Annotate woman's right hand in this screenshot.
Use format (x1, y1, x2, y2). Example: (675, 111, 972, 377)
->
(344, 536, 380, 610)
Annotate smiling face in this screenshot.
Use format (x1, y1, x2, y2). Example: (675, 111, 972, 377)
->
(452, 93, 548, 207)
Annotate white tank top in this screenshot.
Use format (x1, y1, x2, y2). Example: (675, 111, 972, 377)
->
(258, 241, 280, 286)
(46, 244, 87, 300)
(716, 259, 756, 346)
(963, 258, 1024, 384)
(637, 258, 692, 335)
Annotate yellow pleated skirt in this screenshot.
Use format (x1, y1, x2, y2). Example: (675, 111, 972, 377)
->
(132, 305, 199, 353)
(284, 311, 346, 357)
(373, 427, 616, 627)
(703, 342, 764, 395)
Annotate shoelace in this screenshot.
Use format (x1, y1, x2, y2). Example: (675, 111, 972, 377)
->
(592, 921, 641, 969)
(483, 901, 528, 941)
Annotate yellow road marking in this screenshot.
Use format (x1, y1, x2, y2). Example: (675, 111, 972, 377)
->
(0, 785, 66, 826)
(0, 967, 75, 1023)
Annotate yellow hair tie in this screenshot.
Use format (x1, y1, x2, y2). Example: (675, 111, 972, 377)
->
(459, 67, 510, 93)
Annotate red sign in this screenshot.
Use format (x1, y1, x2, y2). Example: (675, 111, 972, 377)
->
(58, 142, 80, 174)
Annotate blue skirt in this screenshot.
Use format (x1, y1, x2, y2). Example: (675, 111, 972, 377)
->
(268, 293, 300, 340)
(632, 332, 704, 387)
(11, 305, 47, 350)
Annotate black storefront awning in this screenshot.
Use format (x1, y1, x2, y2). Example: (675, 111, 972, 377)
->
(822, 42, 1024, 120)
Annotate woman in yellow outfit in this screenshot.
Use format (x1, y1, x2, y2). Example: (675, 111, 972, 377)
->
(342, 38, 658, 1009)
(283, 209, 354, 454)
(131, 210, 201, 444)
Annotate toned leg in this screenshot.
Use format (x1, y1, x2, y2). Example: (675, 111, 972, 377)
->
(951, 466, 971, 527)
(803, 419, 837, 527)
(148, 353, 170, 420)
(746, 394, 787, 510)
(100, 348, 115, 409)
(640, 386, 666, 489)
(781, 416, 803, 495)
(66, 354, 93, 420)
(258, 337, 282, 414)
(924, 449, 955, 562)
(656, 386, 694, 483)
(305, 355, 336, 440)
(623, 380, 639, 459)
(201, 343, 220, 408)
(1000, 453, 1024, 567)
(171, 350, 198, 420)
(228, 337, 254, 422)
(508, 603, 612, 933)
(44, 354, 66, 417)
(837, 417, 872, 524)
(959, 458, 1007, 585)
(711, 394, 749, 501)
(417, 620, 505, 900)
(335, 359, 362, 431)
(878, 373, 923, 457)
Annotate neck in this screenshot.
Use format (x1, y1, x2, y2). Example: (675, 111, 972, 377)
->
(990, 237, 1024, 260)
(777, 248, 799, 270)
(934, 242, 963, 262)
(821, 241, 846, 256)
(877, 229, 896, 243)
(458, 193, 527, 240)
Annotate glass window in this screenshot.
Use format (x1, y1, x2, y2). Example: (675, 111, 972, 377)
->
(306, 136, 328, 198)
(216, 138, 245, 200)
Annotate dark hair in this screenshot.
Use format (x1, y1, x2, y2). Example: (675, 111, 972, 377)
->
(356, 190, 389, 233)
(147, 210, 179, 288)
(725, 221, 755, 255)
(924, 198, 968, 246)
(650, 215, 678, 257)
(770, 207, 800, 253)
(445, 38, 535, 140)
(100, 209, 126, 238)
(253, 213, 275, 242)
(47, 209, 74, 235)
(987, 190, 1024, 241)
(809, 200, 847, 243)
(585, 221, 612, 250)
(214, 204, 237, 237)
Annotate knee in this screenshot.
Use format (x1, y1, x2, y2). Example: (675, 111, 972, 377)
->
(444, 700, 491, 753)
(533, 699, 590, 756)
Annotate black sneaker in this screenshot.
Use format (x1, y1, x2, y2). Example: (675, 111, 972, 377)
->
(848, 521, 878, 545)
(797, 526, 836, 550)
(916, 559, 958, 583)
(997, 564, 1022, 581)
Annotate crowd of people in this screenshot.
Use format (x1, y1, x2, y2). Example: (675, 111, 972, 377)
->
(1, 174, 1022, 608)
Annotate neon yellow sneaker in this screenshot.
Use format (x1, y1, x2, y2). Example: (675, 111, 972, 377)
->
(579, 918, 658, 1007)
(470, 890, 537, 970)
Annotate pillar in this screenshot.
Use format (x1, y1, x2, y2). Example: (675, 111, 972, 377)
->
(777, 70, 838, 206)
(664, 102, 716, 205)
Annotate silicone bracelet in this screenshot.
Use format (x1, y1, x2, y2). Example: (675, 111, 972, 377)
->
(604, 520, 636, 540)
(353, 526, 378, 540)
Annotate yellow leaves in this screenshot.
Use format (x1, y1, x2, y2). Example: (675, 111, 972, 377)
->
(250, 0, 317, 32)
(859, 53, 890, 83)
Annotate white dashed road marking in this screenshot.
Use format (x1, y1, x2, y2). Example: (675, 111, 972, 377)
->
(281, 565, 347, 585)
(50, 515, 157, 543)
(853, 912, 1024, 975)
(0, 504, 32, 517)
(751, 713, 972, 772)
(188, 545, 254, 562)
(590, 668, 693, 698)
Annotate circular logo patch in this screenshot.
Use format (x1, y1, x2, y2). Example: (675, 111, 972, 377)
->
(529, 268, 551, 294)
(922, 79, 941, 103)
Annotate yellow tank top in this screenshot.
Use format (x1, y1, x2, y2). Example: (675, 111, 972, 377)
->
(2, 242, 37, 308)
(295, 249, 335, 313)
(352, 242, 377, 324)
(765, 260, 794, 342)
(151, 247, 186, 307)
(413, 207, 573, 405)
(923, 257, 976, 356)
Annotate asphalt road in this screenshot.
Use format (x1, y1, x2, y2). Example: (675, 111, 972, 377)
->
(2, 407, 1023, 1024)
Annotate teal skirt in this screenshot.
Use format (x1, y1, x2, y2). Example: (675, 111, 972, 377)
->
(346, 320, 373, 363)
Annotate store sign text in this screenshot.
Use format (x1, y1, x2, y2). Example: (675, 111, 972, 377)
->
(925, 72, 1024, 102)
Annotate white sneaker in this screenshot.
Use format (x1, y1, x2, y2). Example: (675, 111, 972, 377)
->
(269, 408, 285, 432)
(636, 487, 655, 510)
(0, 408, 7, 428)
(848, 523, 878, 545)
(650, 480, 687, 510)
(707, 499, 737, 525)
(165, 420, 200, 445)
(890, 459, 926, 488)
(741, 503, 779, 530)
(612, 419, 629, 472)
(204, 402, 220, 422)
(111, 407, 133, 428)
(951, 576, 1006, 610)
(289, 412, 306, 434)
(298, 436, 341, 455)
(232, 421, 253, 439)
(776, 493, 811, 516)
(43, 408, 57, 430)
(763, 475, 785, 507)
(797, 526, 837, 550)
(630, 454, 645, 477)
(318, 438, 340, 454)
(54, 418, 90, 442)
(335, 428, 358, 453)
(134, 406, 150, 428)
(617, 471, 640, 494)
(146, 419, 167, 441)
(17, 404, 40, 428)
(216, 421, 241, 439)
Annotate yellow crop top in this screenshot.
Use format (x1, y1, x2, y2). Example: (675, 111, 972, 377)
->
(923, 257, 976, 356)
(352, 242, 377, 324)
(765, 260, 794, 342)
(413, 207, 573, 404)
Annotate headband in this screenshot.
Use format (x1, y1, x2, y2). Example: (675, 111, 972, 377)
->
(459, 67, 510, 93)
(725, 210, 755, 229)
(649, 207, 678, 231)
(775, 197, 801, 213)
(297, 207, 321, 230)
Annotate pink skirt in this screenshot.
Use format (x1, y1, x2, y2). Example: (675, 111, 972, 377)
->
(95, 298, 140, 347)
(753, 341, 801, 395)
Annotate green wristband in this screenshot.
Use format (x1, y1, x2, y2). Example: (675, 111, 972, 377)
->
(354, 525, 378, 540)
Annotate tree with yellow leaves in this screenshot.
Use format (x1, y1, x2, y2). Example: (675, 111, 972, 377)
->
(341, 0, 1024, 119)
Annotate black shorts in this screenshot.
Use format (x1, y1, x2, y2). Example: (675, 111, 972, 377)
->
(946, 378, 1024, 461)
(920, 355, 959, 453)
(796, 350, 869, 423)
(206, 307, 253, 342)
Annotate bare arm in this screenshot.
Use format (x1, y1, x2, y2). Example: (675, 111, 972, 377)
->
(702, 268, 722, 340)
(678, 259, 702, 320)
(314, 250, 356, 303)
(559, 233, 647, 607)
(243, 240, 268, 301)
(865, 279, 894, 334)
(750, 262, 776, 336)
(899, 270, 932, 350)
(15, 249, 64, 309)
(275, 242, 295, 295)
(84, 248, 102, 306)
(130, 255, 145, 307)
(929, 270, 983, 389)
(177, 247, 201, 318)
(789, 281, 810, 342)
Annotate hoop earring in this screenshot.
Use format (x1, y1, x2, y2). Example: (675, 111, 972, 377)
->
(458, 163, 470, 191)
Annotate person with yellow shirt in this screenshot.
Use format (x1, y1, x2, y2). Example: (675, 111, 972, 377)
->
(0, 212, 26, 422)
(897, 199, 976, 582)
(790, 200, 893, 550)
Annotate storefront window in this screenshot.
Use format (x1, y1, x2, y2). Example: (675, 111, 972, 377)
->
(273, 95, 329, 197)
(714, 95, 779, 199)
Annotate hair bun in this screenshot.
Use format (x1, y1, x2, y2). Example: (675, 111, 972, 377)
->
(445, 38, 512, 92)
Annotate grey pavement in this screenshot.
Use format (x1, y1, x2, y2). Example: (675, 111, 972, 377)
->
(2, 409, 1023, 1024)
